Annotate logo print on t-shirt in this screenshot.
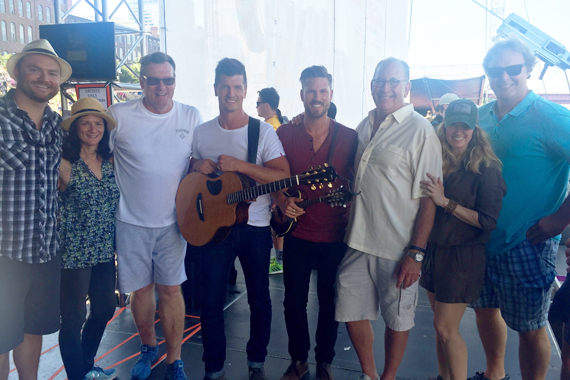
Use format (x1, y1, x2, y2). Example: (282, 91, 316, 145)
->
(176, 129, 190, 139)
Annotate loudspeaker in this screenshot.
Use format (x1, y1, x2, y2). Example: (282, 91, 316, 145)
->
(40, 22, 116, 81)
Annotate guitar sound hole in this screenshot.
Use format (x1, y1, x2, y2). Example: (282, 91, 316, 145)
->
(206, 179, 223, 195)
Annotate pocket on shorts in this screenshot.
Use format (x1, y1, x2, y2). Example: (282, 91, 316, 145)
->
(398, 284, 418, 316)
(0, 141, 30, 171)
(515, 239, 558, 289)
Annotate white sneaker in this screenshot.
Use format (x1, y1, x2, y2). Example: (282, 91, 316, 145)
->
(358, 374, 380, 380)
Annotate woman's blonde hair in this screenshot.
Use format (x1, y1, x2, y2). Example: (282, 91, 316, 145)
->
(437, 123, 502, 176)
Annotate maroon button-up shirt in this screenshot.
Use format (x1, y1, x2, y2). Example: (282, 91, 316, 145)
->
(277, 119, 357, 242)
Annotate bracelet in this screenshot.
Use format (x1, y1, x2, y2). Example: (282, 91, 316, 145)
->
(408, 245, 426, 253)
(445, 199, 458, 214)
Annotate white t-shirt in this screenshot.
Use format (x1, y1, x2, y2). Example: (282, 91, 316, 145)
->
(191, 117, 285, 227)
(108, 98, 203, 227)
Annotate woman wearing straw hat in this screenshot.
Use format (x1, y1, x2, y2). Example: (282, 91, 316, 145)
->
(58, 97, 120, 380)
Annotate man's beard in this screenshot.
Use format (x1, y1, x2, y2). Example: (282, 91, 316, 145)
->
(305, 102, 329, 119)
(19, 80, 59, 103)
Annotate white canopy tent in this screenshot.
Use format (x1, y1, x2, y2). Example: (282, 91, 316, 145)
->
(160, 0, 409, 128)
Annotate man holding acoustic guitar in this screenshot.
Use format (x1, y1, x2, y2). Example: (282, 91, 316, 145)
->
(187, 58, 290, 380)
(273, 65, 357, 380)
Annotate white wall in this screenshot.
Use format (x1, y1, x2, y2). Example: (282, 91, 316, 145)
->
(160, 0, 409, 128)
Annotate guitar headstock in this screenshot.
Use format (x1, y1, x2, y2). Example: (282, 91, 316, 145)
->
(298, 164, 337, 189)
(323, 186, 354, 208)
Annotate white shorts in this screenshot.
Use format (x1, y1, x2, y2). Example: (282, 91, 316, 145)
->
(335, 247, 418, 332)
(116, 220, 187, 293)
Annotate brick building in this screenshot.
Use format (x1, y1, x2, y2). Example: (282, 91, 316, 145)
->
(0, 0, 70, 54)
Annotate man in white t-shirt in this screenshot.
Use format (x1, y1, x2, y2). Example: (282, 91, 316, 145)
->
(335, 57, 442, 380)
(107, 52, 202, 380)
(190, 58, 290, 380)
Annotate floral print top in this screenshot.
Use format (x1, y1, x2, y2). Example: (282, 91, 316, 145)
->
(59, 159, 120, 269)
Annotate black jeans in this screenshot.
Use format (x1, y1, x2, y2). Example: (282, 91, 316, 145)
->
(283, 235, 346, 364)
(199, 225, 273, 375)
(59, 260, 116, 380)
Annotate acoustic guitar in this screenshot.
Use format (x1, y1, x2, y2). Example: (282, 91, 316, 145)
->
(270, 186, 354, 237)
(176, 165, 337, 246)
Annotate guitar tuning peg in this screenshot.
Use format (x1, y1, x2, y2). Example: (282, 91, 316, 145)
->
(330, 203, 334, 208)
(308, 166, 313, 171)
(328, 182, 333, 188)
(343, 204, 347, 208)
(311, 184, 316, 190)
(315, 179, 320, 183)
(316, 165, 321, 169)
(318, 183, 324, 189)
(324, 163, 329, 167)
(307, 181, 312, 184)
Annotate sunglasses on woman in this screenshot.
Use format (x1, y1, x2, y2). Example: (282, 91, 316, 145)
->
(486, 64, 524, 78)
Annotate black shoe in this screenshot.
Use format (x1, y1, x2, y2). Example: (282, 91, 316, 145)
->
(249, 367, 267, 380)
(468, 372, 510, 380)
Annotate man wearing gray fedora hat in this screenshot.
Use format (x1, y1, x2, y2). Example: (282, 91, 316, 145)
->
(0, 39, 71, 380)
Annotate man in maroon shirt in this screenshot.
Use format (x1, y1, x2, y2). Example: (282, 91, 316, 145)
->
(275, 66, 358, 380)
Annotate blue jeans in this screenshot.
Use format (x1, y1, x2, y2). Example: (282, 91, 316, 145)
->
(199, 225, 272, 376)
(283, 235, 346, 364)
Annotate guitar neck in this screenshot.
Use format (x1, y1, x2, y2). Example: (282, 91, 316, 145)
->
(226, 176, 300, 204)
(297, 196, 328, 209)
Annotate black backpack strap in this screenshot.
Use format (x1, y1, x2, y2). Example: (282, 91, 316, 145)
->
(326, 120, 340, 165)
(247, 117, 261, 164)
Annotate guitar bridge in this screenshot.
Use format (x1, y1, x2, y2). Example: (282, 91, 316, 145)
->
(196, 193, 205, 221)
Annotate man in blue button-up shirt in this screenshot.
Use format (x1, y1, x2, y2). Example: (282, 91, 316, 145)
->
(470, 38, 570, 380)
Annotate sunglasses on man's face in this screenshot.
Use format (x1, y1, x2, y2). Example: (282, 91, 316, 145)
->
(142, 75, 176, 86)
(486, 64, 524, 79)
(256, 102, 265, 108)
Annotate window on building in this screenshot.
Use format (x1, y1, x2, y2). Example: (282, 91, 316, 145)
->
(19, 24, 23, 43)
(9, 0, 14, 14)
(37, 4, 42, 21)
(26, 1, 30, 18)
(10, 23, 16, 41)
(1, 21, 6, 41)
(0, 0, 5, 13)
(27, 25, 31, 42)
(17, 0, 21, 16)
(119, 48, 123, 58)
(46, 7, 50, 23)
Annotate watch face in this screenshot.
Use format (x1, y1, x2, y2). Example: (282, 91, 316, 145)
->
(415, 253, 424, 262)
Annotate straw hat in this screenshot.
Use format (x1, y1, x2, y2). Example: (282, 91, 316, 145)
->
(61, 97, 116, 132)
(7, 39, 72, 84)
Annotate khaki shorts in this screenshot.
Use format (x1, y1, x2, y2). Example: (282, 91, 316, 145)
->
(335, 248, 418, 332)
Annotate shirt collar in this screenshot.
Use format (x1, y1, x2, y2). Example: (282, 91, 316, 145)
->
(489, 90, 537, 118)
(5, 88, 58, 122)
(368, 103, 414, 127)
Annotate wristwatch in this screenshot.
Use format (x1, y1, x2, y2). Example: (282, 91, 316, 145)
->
(407, 249, 425, 262)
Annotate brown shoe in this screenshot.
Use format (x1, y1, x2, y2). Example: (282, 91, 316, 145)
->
(280, 360, 309, 380)
(316, 362, 333, 380)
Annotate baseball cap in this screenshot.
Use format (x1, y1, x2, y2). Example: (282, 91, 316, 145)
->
(443, 99, 478, 129)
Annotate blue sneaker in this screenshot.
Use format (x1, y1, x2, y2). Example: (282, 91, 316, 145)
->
(165, 360, 188, 380)
(84, 366, 118, 380)
(130, 344, 159, 380)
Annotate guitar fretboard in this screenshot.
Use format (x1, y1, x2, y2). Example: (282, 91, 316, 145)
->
(226, 176, 300, 204)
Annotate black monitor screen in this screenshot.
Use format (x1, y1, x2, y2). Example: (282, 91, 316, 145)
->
(40, 22, 116, 81)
